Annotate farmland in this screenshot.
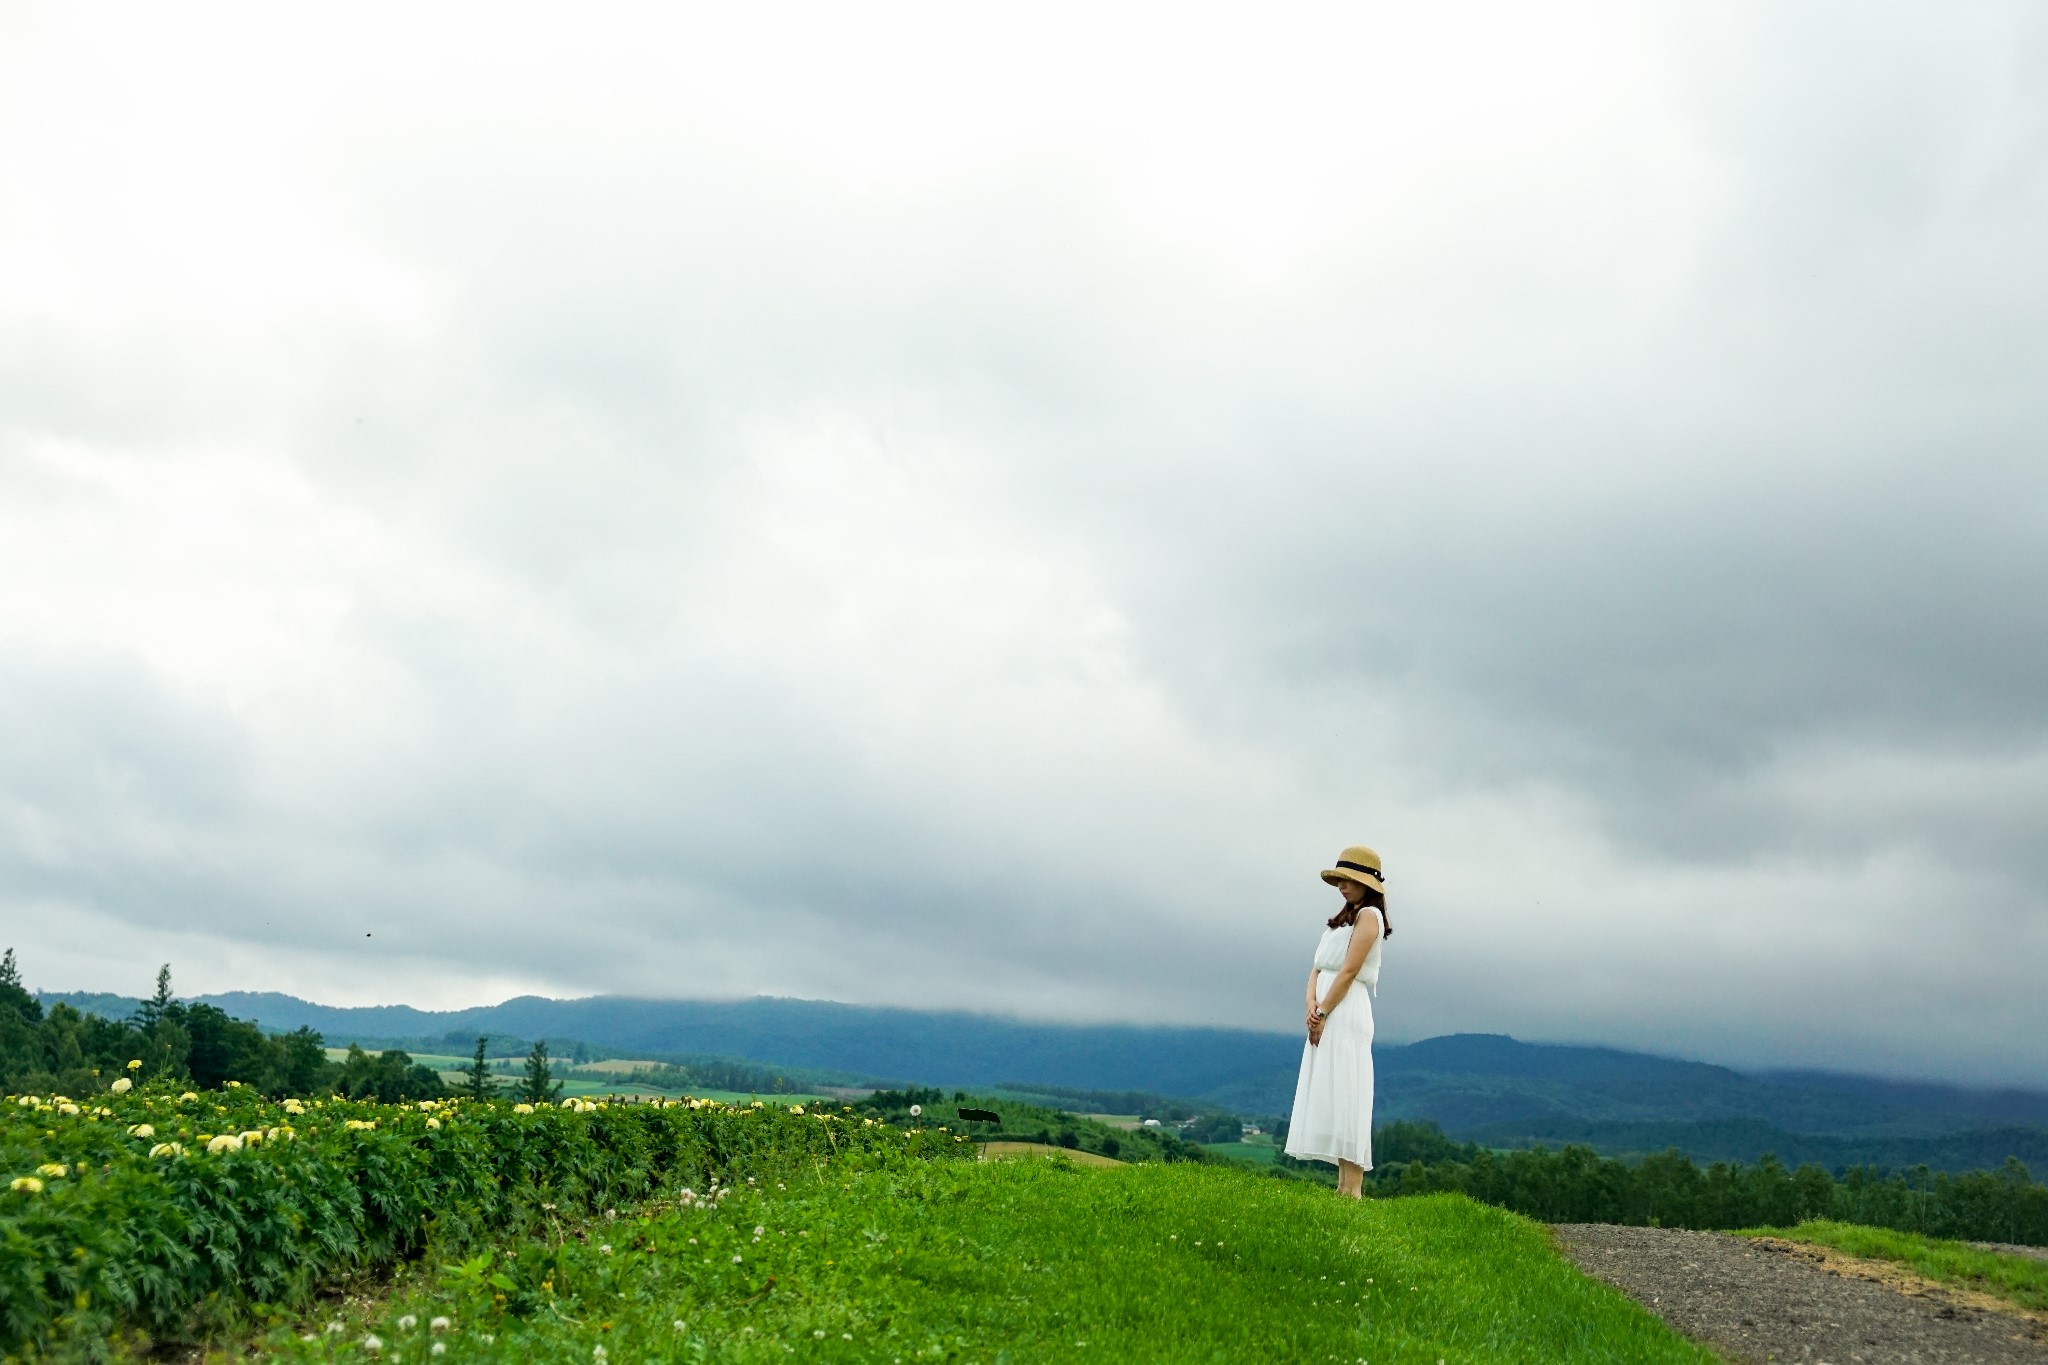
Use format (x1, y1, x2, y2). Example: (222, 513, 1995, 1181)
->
(2, 1078, 1726, 1363)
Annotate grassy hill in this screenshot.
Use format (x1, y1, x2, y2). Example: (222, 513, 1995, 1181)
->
(246, 1158, 1718, 1363)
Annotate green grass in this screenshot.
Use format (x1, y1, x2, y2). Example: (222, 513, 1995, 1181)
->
(1736, 1219, 2048, 1313)
(1201, 1140, 1278, 1165)
(245, 1160, 1715, 1364)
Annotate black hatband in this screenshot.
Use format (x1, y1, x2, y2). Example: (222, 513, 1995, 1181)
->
(1337, 860, 1383, 883)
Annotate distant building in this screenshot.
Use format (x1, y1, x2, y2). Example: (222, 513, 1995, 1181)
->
(1142, 1118, 1162, 1127)
(1241, 1124, 1262, 1136)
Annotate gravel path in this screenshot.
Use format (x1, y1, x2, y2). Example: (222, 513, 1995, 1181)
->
(1552, 1223, 2048, 1364)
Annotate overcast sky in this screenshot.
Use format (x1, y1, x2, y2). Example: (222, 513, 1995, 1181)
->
(3, 3, 2044, 1086)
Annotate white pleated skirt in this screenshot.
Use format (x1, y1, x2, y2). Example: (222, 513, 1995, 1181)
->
(1283, 984, 1375, 1169)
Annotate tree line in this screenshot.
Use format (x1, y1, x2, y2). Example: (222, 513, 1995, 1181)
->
(1303, 1119, 2048, 1246)
(0, 951, 570, 1106)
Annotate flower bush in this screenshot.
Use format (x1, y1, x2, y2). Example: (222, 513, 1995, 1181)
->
(1, 1088, 968, 1357)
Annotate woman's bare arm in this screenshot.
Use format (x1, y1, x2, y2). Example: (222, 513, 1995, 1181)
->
(1313, 914, 1380, 1020)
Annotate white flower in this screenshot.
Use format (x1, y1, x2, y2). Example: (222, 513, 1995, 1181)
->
(732, 1254, 742, 1263)
(431, 1345, 446, 1357)
(207, 1134, 242, 1153)
(110, 1077, 133, 1094)
(814, 1330, 826, 1339)
(672, 1320, 686, 1331)
(599, 1244, 613, 1255)
(430, 1317, 451, 1333)
(909, 1104, 922, 1117)
(754, 1226, 764, 1237)
(592, 1346, 607, 1361)
(57, 1102, 80, 1116)
(128, 1123, 155, 1138)
(326, 1321, 346, 1335)
(362, 1334, 383, 1353)
(397, 1314, 417, 1330)
(426, 1118, 441, 1129)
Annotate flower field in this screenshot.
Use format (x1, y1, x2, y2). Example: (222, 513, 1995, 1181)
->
(1, 1082, 970, 1358)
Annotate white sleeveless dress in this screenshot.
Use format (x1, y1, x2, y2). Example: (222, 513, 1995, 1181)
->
(1284, 908, 1384, 1169)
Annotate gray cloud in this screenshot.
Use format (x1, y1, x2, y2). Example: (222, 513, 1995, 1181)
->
(1, 2, 2043, 1085)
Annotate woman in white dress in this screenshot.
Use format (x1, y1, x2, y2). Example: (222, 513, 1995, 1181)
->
(1284, 844, 1390, 1198)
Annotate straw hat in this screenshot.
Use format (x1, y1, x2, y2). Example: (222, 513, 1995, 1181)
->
(1320, 845, 1385, 892)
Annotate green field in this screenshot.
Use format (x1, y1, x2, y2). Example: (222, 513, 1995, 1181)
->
(246, 1158, 1713, 1364)
(1737, 1219, 2048, 1314)
(1202, 1139, 1279, 1164)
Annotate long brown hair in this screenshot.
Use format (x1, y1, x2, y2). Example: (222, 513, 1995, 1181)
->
(1328, 885, 1390, 936)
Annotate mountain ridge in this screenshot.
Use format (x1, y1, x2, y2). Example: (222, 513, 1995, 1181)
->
(35, 988, 2048, 1172)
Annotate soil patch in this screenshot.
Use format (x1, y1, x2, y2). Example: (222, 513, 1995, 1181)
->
(1552, 1223, 2048, 1364)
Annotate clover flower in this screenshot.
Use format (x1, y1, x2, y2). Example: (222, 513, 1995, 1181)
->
(11, 1177, 44, 1194)
(129, 1123, 155, 1138)
(110, 1077, 133, 1094)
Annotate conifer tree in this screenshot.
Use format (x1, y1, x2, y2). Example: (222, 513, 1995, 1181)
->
(0, 948, 40, 1022)
(463, 1035, 498, 1100)
(520, 1039, 562, 1104)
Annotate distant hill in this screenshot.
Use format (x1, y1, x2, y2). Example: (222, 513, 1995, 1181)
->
(37, 989, 2048, 1174)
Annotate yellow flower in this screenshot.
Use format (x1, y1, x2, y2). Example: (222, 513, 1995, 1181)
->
(206, 1134, 242, 1154)
(425, 1117, 442, 1129)
(240, 1129, 265, 1145)
(179, 1092, 199, 1102)
(36, 1163, 68, 1178)
(344, 1119, 377, 1131)
(129, 1124, 156, 1138)
(225, 1080, 241, 1088)
(56, 1102, 80, 1116)
(148, 1142, 184, 1158)
(512, 1103, 535, 1114)
(790, 1104, 805, 1115)
(11, 1177, 45, 1194)
(110, 1077, 133, 1094)
(126, 1059, 143, 1071)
